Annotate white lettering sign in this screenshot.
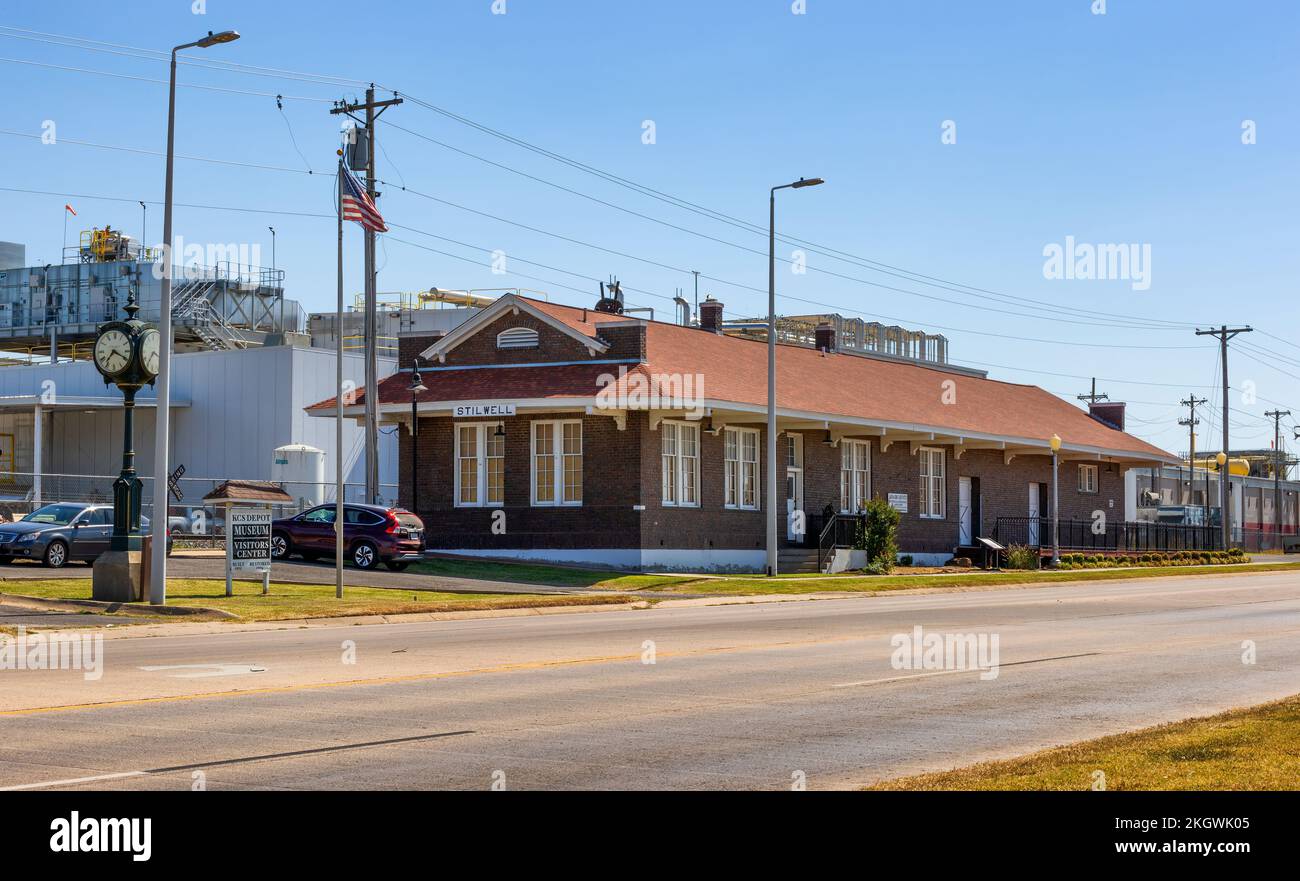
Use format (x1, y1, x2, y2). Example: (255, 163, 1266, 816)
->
(229, 507, 272, 572)
(453, 403, 517, 418)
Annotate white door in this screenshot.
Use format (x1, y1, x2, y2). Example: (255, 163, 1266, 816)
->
(1028, 483, 1041, 545)
(785, 434, 804, 542)
(958, 476, 973, 544)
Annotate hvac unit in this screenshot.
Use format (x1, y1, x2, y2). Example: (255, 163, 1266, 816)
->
(272, 444, 326, 507)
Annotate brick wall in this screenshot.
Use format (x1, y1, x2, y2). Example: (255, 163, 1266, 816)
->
(400, 415, 1131, 558)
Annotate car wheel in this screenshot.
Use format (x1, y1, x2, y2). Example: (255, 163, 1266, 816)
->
(384, 561, 409, 572)
(351, 541, 379, 570)
(270, 531, 291, 561)
(44, 540, 68, 569)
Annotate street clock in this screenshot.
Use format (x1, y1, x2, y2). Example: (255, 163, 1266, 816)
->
(90, 288, 158, 556)
(93, 292, 159, 390)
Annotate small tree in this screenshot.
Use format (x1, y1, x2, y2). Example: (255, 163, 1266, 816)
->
(853, 498, 900, 573)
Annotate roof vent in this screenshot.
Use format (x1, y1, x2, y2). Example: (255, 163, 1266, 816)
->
(594, 279, 624, 314)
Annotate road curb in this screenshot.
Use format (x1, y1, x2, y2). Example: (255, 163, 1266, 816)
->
(0, 592, 238, 620)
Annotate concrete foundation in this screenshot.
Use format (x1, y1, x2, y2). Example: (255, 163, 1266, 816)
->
(92, 550, 142, 602)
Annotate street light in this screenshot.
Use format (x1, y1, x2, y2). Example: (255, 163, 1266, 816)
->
(407, 360, 427, 514)
(1049, 433, 1062, 568)
(767, 177, 824, 577)
(149, 29, 241, 606)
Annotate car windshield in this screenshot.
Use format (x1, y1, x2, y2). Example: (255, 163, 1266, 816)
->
(23, 504, 86, 526)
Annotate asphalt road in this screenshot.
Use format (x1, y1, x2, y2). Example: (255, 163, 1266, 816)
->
(1, 569, 1298, 791)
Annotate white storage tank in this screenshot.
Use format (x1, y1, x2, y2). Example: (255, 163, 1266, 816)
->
(272, 444, 325, 508)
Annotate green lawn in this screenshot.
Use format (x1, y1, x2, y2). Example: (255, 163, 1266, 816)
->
(869, 694, 1300, 791)
(669, 561, 1300, 596)
(407, 557, 699, 591)
(1, 578, 640, 622)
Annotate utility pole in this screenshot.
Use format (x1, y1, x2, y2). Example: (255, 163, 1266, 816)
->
(1195, 325, 1253, 550)
(1076, 378, 1109, 406)
(331, 86, 402, 504)
(1265, 409, 1291, 546)
(1179, 395, 1207, 515)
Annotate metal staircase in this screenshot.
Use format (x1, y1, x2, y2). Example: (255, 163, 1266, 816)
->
(170, 278, 250, 351)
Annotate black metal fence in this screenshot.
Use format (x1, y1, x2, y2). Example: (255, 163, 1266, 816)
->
(994, 517, 1221, 552)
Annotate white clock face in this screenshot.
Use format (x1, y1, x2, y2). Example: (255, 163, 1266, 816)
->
(139, 330, 160, 377)
(94, 329, 133, 376)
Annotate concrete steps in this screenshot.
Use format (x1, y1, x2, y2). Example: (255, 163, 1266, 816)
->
(778, 547, 822, 575)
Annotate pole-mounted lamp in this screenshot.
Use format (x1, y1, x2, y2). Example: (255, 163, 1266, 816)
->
(149, 28, 241, 607)
(1049, 433, 1062, 568)
(767, 176, 825, 576)
(408, 361, 427, 515)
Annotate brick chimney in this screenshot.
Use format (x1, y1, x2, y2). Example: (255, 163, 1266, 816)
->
(698, 297, 724, 333)
(815, 322, 836, 353)
(1088, 401, 1126, 432)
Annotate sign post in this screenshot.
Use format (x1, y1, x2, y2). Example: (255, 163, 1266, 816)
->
(226, 505, 272, 597)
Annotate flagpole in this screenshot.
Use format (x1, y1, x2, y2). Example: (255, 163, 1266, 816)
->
(335, 155, 345, 599)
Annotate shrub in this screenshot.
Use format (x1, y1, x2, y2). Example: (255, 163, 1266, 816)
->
(853, 498, 900, 574)
(1005, 543, 1039, 570)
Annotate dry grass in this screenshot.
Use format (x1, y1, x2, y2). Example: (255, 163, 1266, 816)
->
(1, 579, 639, 622)
(868, 694, 1300, 790)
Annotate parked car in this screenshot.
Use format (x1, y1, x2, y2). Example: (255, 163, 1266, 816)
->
(270, 503, 424, 570)
(0, 502, 173, 568)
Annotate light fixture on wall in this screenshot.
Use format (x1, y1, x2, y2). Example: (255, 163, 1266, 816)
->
(822, 429, 835, 446)
(494, 422, 506, 439)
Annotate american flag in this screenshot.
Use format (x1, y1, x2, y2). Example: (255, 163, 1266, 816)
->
(339, 163, 387, 233)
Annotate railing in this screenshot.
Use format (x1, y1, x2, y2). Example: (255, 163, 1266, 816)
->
(811, 511, 862, 572)
(993, 517, 1221, 552)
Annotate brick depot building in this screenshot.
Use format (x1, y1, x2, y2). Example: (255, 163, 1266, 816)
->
(309, 293, 1176, 572)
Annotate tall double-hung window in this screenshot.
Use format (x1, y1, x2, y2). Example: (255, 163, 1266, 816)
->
(662, 421, 700, 506)
(532, 420, 582, 506)
(724, 427, 760, 510)
(918, 446, 945, 519)
(455, 424, 505, 507)
(840, 439, 871, 513)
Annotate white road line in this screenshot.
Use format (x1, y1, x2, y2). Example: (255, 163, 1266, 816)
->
(0, 770, 146, 791)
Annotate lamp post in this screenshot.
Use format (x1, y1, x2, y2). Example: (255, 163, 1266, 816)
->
(149, 29, 240, 607)
(407, 360, 427, 514)
(1216, 451, 1228, 548)
(1049, 433, 1062, 568)
(767, 176, 824, 577)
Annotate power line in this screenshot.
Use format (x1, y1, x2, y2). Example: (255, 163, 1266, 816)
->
(0, 26, 1214, 336)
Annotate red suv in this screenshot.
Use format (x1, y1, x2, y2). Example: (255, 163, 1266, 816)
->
(270, 504, 425, 570)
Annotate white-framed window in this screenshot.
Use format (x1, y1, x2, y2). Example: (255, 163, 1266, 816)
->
(454, 423, 505, 507)
(496, 326, 540, 349)
(1078, 463, 1099, 494)
(532, 420, 582, 506)
(724, 427, 760, 510)
(918, 446, 945, 519)
(840, 439, 871, 513)
(661, 420, 700, 507)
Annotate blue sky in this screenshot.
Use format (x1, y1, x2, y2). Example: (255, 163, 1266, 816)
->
(2, 0, 1297, 451)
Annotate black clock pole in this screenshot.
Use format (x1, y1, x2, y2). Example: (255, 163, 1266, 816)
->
(111, 386, 143, 552)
